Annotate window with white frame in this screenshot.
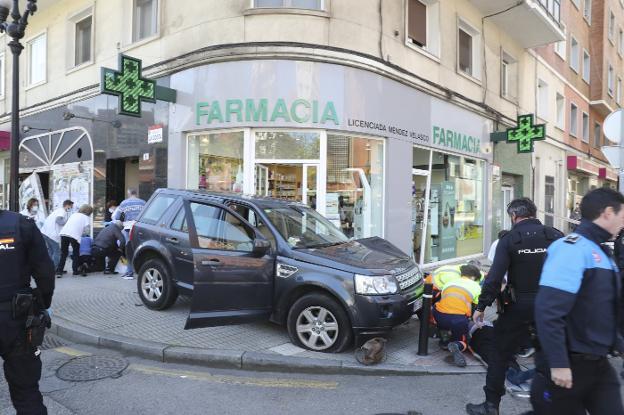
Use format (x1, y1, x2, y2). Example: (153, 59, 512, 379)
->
(70, 10, 93, 67)
(610, 11, 616, 41)
(27, 33, 46, 86)
(133, 0, 158, 42)
(457, 19, 481, 79)
(253, 0, 324, 9)
(583, 0, 591, 22)
(571, 0, 580, 8)
(556, 92, 565, 129)
(582, 50, 590, 83)
(570, 103, 578, 137)
(582, 112, 589, 142)
(570, 36, 579, 72)
(406, 0, 440, 57)
(537, 79, 549, 119)
(554, 23, 566, 59)
(618, 77, 622, 105)
(609, 64, 615, 96)
(501, 51, 518, 100)
(594, 122, 601, 147)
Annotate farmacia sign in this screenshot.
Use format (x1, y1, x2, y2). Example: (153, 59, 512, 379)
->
(196, 98, 339, 126)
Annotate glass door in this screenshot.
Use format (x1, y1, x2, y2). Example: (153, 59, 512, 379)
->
(255, 164, 269, 197)
(412, 168, 431, 266)
(303, 164, 318, 209)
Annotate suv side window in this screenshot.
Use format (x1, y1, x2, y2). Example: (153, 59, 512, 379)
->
(229, 203, 276, 248)
(171, 206, 188, 232)
(142, 195, 177, 224)
(190, 202, 254, 252)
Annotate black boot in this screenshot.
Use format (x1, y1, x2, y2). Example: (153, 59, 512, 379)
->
(466, 401, 499, 415)
(448, 341, 467, 367)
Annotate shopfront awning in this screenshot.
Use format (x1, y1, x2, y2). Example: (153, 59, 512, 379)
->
(567, 155, 600, 176)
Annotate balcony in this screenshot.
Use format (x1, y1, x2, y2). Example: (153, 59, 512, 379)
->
(469, 0, 565, 48)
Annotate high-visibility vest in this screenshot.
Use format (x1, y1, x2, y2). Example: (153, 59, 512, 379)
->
(431, 265, 462, 290)
(435, 277, 482, 316)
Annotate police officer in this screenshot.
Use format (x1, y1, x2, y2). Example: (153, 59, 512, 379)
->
(466, 198, 563, 415)
(531, 188, 624, 414)
(0, 208, 55, 414)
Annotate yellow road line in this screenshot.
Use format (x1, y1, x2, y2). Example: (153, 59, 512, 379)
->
(53, 347, 91, 357)
(129, 364, 338, 390)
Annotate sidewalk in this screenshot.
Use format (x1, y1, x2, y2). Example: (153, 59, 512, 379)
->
(50, 272, 489, 375)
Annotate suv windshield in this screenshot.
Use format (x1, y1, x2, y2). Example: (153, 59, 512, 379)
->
(263, 206, 349, 249)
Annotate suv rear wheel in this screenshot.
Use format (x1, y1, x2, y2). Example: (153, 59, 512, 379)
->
(287, 293, 353, 353)
(137, 258, 178, 310)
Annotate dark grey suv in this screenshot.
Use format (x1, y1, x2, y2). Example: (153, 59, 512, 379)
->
(127, 189, 424, 353)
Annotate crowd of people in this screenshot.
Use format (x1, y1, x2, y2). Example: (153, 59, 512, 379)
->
(18, 188, 145, 280)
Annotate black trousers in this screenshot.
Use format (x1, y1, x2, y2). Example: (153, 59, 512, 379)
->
(484, 302, 533, 405)
(531, 353, 624, 414)
(0, 313, 46, 415)
(92, 245, 121, 271)
(56, 236, 79, 274)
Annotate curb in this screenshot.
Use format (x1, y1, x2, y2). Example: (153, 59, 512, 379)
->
(50, 316, 486, 377)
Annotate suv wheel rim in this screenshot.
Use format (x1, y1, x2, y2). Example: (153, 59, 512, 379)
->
(141, 268, 163, 302)
(295, 306, 339, 351)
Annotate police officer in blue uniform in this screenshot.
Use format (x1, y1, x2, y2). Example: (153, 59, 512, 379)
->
(466, 198, 563, 415)
(0, 209, 55, 414)
(532, 188, 624, 414)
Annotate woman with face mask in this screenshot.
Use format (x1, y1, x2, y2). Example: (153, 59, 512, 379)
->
(20, 198, 43, 229)
(104, 200, 117, 224)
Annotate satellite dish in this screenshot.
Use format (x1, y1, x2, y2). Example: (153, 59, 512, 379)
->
(603, 109, 624, 144)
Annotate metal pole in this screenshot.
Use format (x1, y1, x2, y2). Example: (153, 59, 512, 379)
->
(417, 280, 434, 356)
(8, 38, 21, 212)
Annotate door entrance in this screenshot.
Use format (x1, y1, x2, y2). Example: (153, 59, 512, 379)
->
(502, 186, 514, 230)
(412, 168, 431, 266)
(254, 162, 321, 209)
(106, 157, 139, 205)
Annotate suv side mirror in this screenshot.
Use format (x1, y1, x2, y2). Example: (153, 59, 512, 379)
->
(252, 238, 271, 257)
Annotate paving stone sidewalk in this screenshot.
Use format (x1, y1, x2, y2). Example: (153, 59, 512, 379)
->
(51, 272, 489, 373)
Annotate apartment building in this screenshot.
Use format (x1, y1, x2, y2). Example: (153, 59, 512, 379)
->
(0, 0, 594, 267)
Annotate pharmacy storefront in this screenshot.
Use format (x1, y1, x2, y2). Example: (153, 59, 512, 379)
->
(167, 60, 493, 265)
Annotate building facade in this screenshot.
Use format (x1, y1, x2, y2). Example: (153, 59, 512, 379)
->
(0, 0, 616, 267)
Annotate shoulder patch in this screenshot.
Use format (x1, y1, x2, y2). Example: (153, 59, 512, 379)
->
(564, 234, 581, 244)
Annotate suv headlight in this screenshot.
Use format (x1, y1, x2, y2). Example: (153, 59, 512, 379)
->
(354, 274, 399, 295)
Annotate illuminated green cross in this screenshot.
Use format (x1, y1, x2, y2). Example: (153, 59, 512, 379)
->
(506, 114, 546, 153)
(101, 54, 156, 117)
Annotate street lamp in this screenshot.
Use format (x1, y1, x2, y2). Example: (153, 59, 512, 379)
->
(0, 0, 38, 212)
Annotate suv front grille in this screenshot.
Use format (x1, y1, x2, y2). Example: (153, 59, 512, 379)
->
(396, 267, 422, 291)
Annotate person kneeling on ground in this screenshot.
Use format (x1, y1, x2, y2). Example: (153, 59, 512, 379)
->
(432, 264, 482, 367)
(92, 220, 125, 274)
(77, 234, 94, 277)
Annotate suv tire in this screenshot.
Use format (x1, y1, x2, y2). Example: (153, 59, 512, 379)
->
(137, 258, 178, 310)
(287, 293, 353, 353)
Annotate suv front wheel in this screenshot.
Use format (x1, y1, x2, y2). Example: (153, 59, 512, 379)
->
(137, 258, 178, 310)
(287, 293, 353, 353)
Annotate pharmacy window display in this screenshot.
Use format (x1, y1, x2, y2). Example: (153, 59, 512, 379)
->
(412, 147, 484, 264)
(187, 132, 245, 192)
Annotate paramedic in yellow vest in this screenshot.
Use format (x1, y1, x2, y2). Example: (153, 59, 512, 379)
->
(428, 260, 484, 292)
(432, 264, 482, 368)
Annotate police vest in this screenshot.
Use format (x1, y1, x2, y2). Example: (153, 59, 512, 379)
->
(507, 224, 561, 294)
(0, 211, 25, 302)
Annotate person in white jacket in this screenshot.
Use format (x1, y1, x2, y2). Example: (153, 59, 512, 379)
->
(56, 204, 92, 278)
(41, 200, 74, 268)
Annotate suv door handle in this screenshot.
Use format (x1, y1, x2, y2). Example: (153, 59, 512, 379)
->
(165, 237, 179, 244)
(201, 259, 221, 266)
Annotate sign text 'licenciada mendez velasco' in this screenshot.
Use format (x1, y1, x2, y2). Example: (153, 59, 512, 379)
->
(196, 99, 340, 125)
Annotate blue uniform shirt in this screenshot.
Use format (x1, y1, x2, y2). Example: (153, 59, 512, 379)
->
(536, 220, 622, 369)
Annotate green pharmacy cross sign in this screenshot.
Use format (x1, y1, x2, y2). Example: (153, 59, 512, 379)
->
(506, 114, 546, 153)
(101, 54, 176, 117)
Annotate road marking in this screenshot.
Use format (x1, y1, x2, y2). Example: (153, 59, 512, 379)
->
(128, 364, 338, 390)
(53, 347, 91, 357)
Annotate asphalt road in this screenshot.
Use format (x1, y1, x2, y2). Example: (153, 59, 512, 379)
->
(0, 336, 538, 415)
